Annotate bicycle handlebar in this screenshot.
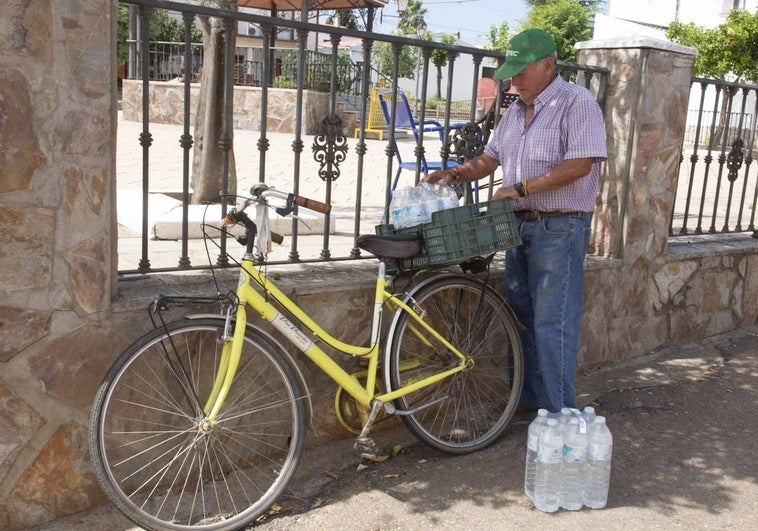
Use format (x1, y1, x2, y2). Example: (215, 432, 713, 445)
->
(293, 195, 330, 214)
(250, 184, 331, 215)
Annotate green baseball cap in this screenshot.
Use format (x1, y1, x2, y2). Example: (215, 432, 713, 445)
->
(493, 29, 556, 80)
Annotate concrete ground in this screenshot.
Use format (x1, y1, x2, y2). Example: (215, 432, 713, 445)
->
(31, 325, 758, 530)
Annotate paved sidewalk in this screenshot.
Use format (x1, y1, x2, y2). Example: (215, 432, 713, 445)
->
(32, 325, 758, 530)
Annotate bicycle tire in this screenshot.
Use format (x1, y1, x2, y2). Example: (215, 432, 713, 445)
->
(89, 318, 306, 531)
(386, 275, 523, 454)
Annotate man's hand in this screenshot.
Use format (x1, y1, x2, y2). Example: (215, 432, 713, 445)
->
(422, 169, 455, 186)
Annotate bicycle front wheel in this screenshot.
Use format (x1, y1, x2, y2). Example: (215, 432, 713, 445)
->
(89, 318, 306, 531)
(386, 275, 523, 454)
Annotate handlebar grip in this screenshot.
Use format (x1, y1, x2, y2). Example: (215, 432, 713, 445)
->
(270, 231, 284, 245)
(294, 195, 331, 214)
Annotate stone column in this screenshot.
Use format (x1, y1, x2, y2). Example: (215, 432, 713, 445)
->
(576, 38, 697, 366)
(0, 1, 117, 528)
(576, 38, 697, 263)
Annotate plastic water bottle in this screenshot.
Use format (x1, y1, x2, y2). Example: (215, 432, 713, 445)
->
(404, 186, 429, 227)
(533, 418, 563, 513)
(558, 407, 573, 438)
(419, 183, 439, 222)
(524, 409, 549, 500)
(437, 183, 460, 210)
(582, 406, 597, 427)
(389, 187, 408, 228)
(584, 416, 613, 509)
(561, 417, 588, 510)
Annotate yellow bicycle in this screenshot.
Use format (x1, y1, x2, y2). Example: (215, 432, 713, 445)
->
(89, 185, 524, 531)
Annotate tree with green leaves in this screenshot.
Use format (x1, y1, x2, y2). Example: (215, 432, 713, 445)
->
(430, 33, 457, 99)
(521, 0, 596, 61)
(373, 0, 428, 79)
(325, 9, 366, 30)
(667, 9, 758, 149)
(117, 6, 202, 66)
(483, 21, 511, 53)
(667, 9, 758, 83)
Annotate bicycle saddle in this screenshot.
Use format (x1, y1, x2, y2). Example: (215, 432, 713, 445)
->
(356, 233, 423, 259)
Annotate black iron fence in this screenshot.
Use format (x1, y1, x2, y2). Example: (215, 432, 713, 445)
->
(671, 77, 758, 237)
(125, 37, 365, 94)
(117, 0, 609, 275)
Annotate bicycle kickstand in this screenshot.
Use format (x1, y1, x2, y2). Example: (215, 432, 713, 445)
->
(353, 399, 385, 460)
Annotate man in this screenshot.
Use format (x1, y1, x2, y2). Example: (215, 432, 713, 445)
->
(423, 29, 607, 413)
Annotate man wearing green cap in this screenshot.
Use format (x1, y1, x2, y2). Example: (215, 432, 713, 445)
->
(424, 28, 607, 413)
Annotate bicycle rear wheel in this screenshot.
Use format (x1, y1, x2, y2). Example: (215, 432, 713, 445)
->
(89, 318, 306, 531)
(386, 275, 523, 454)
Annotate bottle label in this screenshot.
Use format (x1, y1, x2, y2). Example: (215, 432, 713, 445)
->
(570, 407, 587, 433)
(537, 446, 562, 464)
(589, 443, 612, 461)
(563, 444, 587, 462)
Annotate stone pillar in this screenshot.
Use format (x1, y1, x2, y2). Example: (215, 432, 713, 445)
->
(576, 38, 697, 263)
(576, 38, 698, 366)
(0, 1, 116, 528)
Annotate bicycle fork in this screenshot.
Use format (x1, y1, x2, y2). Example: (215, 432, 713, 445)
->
(204, 303, 246, 423)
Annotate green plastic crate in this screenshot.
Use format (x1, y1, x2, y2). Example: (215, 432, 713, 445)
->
(375, 198, 522, 271)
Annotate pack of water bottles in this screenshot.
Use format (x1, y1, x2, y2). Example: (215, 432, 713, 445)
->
(524, 407, 613, 512)
(389, 183, 460, 229)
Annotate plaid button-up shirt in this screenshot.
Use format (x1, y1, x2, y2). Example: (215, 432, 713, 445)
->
(484, 75, 607, 212)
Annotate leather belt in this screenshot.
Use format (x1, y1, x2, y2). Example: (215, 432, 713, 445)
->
(514, 210, 583, 221)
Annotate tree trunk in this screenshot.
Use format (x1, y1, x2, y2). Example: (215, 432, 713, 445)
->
(191, 1, 237, 204)
(436, 65, 442, 99)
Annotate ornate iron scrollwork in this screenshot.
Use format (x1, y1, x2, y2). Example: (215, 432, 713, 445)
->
(448, 122, 485, 163)
(726, 138, 744, 182)
(312, 114, 347, 182)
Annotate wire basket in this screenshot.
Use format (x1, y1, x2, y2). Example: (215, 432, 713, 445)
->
(375, 198, 521, 272)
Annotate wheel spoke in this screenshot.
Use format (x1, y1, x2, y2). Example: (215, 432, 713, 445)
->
(388, 277, 523, 454)
(90, 320, 305, 530)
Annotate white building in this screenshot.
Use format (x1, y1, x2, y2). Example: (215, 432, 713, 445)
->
(593, 0, 758, 40)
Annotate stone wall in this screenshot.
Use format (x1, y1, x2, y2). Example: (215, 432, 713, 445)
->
(2, 3, 758, 529)
(121, 79, 358, 136)
(0, 0, 118, 528)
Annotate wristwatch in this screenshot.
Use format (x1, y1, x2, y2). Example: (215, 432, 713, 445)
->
(514, 181, 526, 197)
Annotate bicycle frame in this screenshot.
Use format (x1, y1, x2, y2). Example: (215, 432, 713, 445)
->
(203, 254, 469, 423)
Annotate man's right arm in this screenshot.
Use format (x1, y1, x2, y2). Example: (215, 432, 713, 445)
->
(423, 153, 500, 186)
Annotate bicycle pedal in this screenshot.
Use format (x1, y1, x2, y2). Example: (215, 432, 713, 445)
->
(353, 436, 379, 460)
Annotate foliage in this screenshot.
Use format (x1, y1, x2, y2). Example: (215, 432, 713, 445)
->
(117, 5, 202, 65)
(524, 0, 605, 8)
(430, 32, 456, 70)
(373, 0, 428, 80)
(280, 51, 355, 92)
(483, 21, 511, 53)
(521, 0, 596, 61)
(430, 33, 457, 98)
(398, 0, 428, 37)
(325, 9, 366, 30)
(667, 9, 758, 83)
(373, 40, 418, 79)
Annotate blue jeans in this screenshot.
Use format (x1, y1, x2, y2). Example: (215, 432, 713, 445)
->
(505, 213, 592, 413)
